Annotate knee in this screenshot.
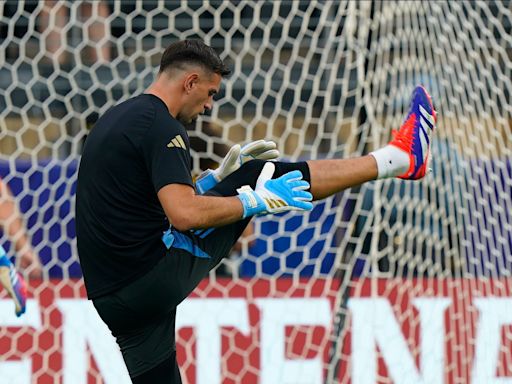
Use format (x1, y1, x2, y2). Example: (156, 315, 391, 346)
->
(238, 159, 310, 182)
(238, 159, 280, 188)
(210, 160, 267, 194)
(238, 159, 267, 177)
(211, 159, 293, 197)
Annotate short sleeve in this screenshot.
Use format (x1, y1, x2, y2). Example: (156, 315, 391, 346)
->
(140, 116, 193, 192)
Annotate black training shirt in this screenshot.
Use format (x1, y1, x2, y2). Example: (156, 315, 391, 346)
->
(76, 94, 193, 299)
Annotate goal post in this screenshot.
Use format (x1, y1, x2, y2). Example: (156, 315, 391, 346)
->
(0, 1, 511, 383)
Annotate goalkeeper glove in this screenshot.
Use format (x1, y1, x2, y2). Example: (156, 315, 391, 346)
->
(0, 246, 27, 317)
(237, 162, 313, 218)
(196, 140, 279, 194)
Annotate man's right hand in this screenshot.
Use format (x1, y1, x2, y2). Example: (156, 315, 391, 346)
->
(237, 162, 313, 218)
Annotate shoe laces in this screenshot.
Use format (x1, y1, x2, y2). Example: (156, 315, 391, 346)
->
(390, 113, 416, 152)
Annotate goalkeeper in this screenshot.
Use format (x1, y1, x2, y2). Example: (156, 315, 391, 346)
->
(76, 40, 436, 384)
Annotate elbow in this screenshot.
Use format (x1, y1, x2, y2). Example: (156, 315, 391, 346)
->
(158, 185, 203, 231)
(171, 220, 194, 232)
(168, 211, 197, 232)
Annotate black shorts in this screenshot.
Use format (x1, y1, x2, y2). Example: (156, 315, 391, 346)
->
(92, 160, 311, 380)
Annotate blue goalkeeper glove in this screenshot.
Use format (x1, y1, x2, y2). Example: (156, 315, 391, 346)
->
(237, 162, 313, 218)
(0, 245, 27, 317)
(196, 140, 279, 194)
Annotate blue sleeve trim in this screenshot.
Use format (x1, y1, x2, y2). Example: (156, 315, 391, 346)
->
(199, 227, 215, 238)
(162, 229, 211, 259)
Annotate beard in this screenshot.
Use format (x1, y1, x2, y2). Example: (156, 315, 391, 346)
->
(177, 114, 198, 128)
(176, 112, 197, 125)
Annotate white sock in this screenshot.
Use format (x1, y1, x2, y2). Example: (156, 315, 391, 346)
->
(370, 145, 410, 179)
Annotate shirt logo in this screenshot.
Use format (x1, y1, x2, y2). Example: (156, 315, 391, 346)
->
(167, 134, 187, 149)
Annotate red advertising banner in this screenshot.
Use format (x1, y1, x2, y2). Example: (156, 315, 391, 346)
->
(1, 278, 511, 384)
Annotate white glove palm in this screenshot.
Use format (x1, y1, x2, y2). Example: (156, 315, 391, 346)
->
(196, 140, 279, 194)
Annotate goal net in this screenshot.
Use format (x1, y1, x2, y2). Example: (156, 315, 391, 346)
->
(0, 1, 511, 383)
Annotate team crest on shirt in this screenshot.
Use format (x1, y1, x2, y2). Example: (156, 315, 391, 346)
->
(167, 135, 186, 149)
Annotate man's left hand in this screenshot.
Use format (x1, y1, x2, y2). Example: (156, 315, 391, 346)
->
(196, 140, 279, 194)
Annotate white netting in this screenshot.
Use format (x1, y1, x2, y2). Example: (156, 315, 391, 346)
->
(0, 0, 511, 383)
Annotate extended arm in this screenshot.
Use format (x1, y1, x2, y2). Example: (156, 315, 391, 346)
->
(158, 184, 244, 230)
(159, 163, 313, 231)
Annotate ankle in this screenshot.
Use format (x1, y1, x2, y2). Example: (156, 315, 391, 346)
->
(370, 145, 410, 179)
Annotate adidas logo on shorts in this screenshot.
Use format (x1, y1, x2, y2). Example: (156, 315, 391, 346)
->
(167, 134, 186, 149)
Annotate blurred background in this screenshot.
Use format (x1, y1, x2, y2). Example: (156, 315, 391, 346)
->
(0, 1, 511, 383)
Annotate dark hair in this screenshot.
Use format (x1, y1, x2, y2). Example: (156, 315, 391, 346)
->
(159, 39, 231, 77)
